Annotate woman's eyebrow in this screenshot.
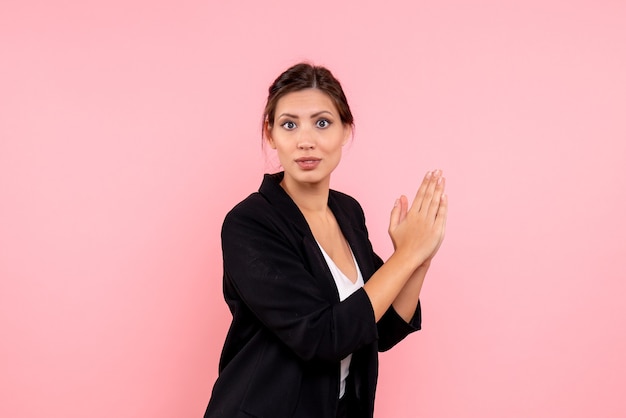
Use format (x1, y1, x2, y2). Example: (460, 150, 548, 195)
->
(277, 110, 334, 119)
(310, 110, 333, 118)
(277, 112, 299, 119)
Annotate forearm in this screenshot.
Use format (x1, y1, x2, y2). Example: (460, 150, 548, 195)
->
(363, 250, 425, 322)
(392, 261, 429, 322)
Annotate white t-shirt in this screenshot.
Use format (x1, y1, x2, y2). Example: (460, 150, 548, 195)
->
(316, 242, 365, 399)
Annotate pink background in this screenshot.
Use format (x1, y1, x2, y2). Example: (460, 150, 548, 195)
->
(2, 1, 625, 417)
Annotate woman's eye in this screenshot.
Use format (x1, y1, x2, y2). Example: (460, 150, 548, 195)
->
(316, 119, 331, 128)
(281, 121, 296, 130)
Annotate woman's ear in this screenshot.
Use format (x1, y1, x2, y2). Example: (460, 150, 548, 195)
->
(264, 119, 276, 149)
(342, 124, 353, 146)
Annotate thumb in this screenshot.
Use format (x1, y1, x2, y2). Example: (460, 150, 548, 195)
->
(389, 198, 401, 231)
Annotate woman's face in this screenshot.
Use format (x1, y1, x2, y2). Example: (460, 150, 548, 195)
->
(266, 88, 352, 189)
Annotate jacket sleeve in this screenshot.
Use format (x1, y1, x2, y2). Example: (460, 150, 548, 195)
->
(221, 205, 380, 364)
(377, 301, 421, 351)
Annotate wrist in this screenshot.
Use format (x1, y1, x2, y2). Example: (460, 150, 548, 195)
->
(419, 259, 432, 270)
(392, 248, 429, 271)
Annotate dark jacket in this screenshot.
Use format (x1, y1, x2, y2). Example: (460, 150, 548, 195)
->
(204, 172, 421, 418)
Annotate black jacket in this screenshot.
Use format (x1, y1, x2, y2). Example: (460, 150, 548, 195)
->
(204, 172, 421, 418)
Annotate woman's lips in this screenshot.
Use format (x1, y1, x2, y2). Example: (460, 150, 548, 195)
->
(295, 157, 321, 170)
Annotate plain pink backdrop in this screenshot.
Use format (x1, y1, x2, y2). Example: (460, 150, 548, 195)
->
(1, 1, 625, 417)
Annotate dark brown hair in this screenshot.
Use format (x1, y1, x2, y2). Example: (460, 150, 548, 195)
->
(263, 63, 354, 131)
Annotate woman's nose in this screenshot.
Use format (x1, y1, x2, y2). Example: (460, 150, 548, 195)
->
(296, 129, 315, 150)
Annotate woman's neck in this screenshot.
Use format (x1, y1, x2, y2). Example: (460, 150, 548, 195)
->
(280, 175, 330, 214)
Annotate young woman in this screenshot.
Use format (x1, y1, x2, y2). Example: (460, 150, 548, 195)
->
(204, 63, 447, 418)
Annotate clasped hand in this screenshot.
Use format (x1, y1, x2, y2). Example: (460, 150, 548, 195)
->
(388, 169, 448, 268)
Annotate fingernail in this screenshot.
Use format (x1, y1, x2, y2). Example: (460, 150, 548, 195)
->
(426, 171, 432, 179)
(394, 199, 399, 207)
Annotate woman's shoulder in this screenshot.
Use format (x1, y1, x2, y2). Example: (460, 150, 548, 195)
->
(220, 193, 279, 244)
(329, 189, 365, 214)
(224, 192, 270, 223)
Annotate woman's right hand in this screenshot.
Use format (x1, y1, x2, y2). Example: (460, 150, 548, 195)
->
(388, 170, 448, 268)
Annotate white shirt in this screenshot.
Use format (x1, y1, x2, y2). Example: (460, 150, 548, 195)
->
(317, 242, 365, 398)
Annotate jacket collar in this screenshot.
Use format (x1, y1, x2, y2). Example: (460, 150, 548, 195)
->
(258, 172, 311, 235)
(258, 172, 353, 234)
(258, 172, 375, 280)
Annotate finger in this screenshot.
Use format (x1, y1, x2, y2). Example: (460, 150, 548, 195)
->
(418, 169, 441, 216)
(427, 176, 446, 220)
(398, 195, 409, 224)
(388, 198, 401, 232)
(409, 171, 433, 214)
(434, 193, 448, 233)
